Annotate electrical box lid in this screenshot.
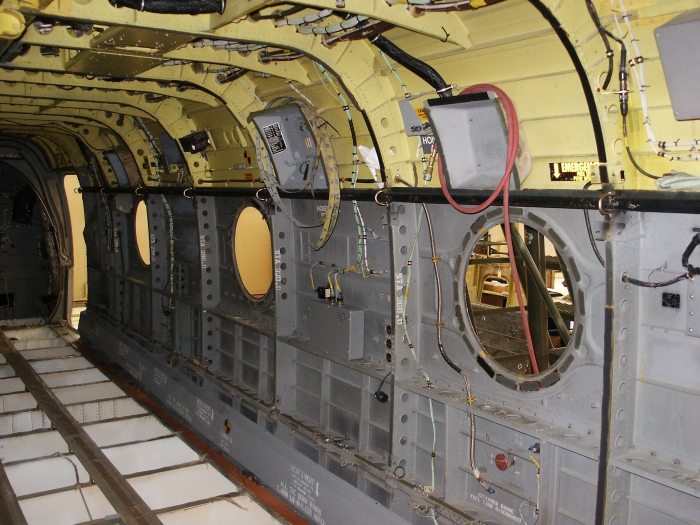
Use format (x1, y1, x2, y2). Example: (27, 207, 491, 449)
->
(424, 92, 512, 191)
(655, 9, 700, 121)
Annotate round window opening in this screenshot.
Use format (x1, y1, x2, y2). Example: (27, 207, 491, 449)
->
(466, 223, 575, 378)
(234, 206, 273, 299)
(135, 200, 150, 266)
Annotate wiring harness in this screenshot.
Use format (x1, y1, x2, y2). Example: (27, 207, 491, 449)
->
(622, 232, 700, 288)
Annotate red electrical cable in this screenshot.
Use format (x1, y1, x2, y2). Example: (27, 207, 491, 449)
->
(438, 84, 540, 375)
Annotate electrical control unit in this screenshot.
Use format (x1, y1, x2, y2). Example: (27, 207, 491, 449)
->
(249, 104, 328, 192)
(424, 92, 511, 190)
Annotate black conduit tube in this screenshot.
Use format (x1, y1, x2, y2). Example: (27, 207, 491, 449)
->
(370, 35, 453, 98)
(109, 0, 224, 14)
(527, 0, 609, 184)
(595, 241, 615, 525)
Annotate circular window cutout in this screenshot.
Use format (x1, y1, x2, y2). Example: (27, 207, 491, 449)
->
(234, 206, 273, 299)
(134, 200, 150, 266)
(465, 222, 574, 378)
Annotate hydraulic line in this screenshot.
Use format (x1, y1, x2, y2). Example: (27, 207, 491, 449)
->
(527, 0, 609, 183)
(622, 232, 700, 288)
(108, 0, 224, 14)
(438, 84, 539, 375)
(370, 35, 452, 98)
(611, 0, 700, 162)
(585, 0, 614, 90)
(422, 199, 493, 494)
(250, 5, 306, 21)
(509, 225, 570, 347)
(583, 182, 606, 268)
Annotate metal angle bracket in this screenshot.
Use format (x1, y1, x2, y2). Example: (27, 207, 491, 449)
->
(594, 220, 626, 242)
(687, 276, 700, 337)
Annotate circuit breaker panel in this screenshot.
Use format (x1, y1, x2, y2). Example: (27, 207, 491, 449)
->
(250, 104, 329, 192)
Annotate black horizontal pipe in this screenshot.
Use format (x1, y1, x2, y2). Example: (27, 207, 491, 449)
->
(78, 186, 700, 214)
(109, 0, 224, 14)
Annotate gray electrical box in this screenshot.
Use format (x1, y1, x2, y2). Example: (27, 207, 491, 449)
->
(424, 92, 511, 190)
(249, 104, 328, 191)
(307, 300, 364, 361)
(655, 9, 700, 121)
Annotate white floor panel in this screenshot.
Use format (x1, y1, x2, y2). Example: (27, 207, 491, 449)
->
(103, 436, 199, 476)
(6, 455, 90, 497)
(19, 486, 115, 525)
(53, 381, 125, 405)
(128, 463, 239, 511)
(159, 496, 283, 525)
(20, 346, 80, 361)
(66, 397, 147, 424)
(30, 357, 93, 374)
(84, 415, 172, 447)
(12, 337, 66, 351)
(0, 392, 36, 413)
(0, 410, 50, 436)
(0, 431, 68, 463)
(0, 376, 25, 395)
(4, 327, 56, 340)
(0, 326, 290, 525)
(41, 368, 108, 388)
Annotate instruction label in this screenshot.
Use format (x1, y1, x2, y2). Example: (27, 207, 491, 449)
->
(395, 271, 404, 326)
(274, 249, 282, 291)
(277, 466, 325, 525)
(470, 493, 522, 523)
(166, 393, 192, 423)
(124, 361, 146, 382)
(263, 122, 287, 154)
(195, 398, 214, 426)
(153, 368, 168, 387)
(117, 341, 130, 358)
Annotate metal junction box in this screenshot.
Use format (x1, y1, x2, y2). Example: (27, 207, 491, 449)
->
(655, 9, 700, 120)
(307, 300, 364, 361)
(249, 104, 328, 191)
(424, 92, 510, 190)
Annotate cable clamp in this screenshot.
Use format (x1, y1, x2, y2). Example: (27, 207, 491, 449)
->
(598, 191, 615, 217)
(431, 256, 440, 263)
(374, 188, 390, 207)
(431, 452, 436, 458)
(436, 322, 445, 328)
(255, 188, 271, 202)
(466, 396, 476, 404)
(606, 50, 614, 58)
(342, 105, 350, 111)
(407, 260, 412, 266)
(436, 85, 455, 95)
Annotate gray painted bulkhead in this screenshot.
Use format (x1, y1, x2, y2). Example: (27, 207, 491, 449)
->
(78, 190, 700, 525)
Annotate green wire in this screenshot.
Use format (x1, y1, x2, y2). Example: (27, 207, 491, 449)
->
(381, 51, 409, 97)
